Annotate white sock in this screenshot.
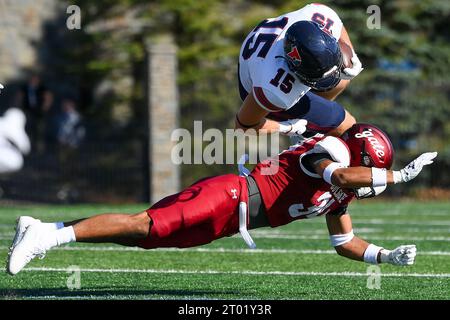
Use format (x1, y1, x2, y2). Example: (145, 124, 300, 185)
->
(55, 226, 77, 246)
(42, 222, 65, 232)
(41, 226, 76, 250)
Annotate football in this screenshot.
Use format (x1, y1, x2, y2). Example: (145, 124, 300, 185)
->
(339, 38, 353, 69)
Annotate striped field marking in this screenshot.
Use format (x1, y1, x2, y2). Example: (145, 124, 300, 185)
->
(1, 232, 450, 242)
(0, 233, 450, 242)
(1, 245, 450, 256)
(5, 267, 449, 278)
(248, 233, 450, 242)
(300, 219, 450, 226)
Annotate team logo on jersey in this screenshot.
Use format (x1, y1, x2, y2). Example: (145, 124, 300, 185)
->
(287, 46, 302, 64)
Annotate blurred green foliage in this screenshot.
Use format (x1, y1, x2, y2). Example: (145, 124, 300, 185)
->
(67, 0, 449, 193)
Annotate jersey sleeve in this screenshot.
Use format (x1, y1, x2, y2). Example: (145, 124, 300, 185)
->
(253, 86, 289, 112)
(302, 3, 344, 40)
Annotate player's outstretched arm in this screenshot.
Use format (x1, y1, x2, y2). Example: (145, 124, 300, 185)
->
(315, 152, 438, 189)
(326, 213, 416, 266)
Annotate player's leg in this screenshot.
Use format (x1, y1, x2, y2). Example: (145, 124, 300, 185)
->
(63, 212, 151, 245)
(327, 110, 356, 137)
(7, 174, 244, 275)
(266, 91, 356, 137)
(137, 174, 243, 249)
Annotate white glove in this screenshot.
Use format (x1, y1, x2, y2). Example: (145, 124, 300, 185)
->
(340, 49, 363, 80)
(354, 185, 386, 199)
(0, 83, 4, 94)
(393, 152, 437, 183)
(279, 119, 307, 136)
(380, 245, 417, 266)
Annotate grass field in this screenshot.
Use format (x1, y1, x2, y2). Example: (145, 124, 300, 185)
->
(0, 201, 449, 300)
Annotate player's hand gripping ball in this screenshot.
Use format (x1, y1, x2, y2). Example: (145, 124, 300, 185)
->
(339, 39, 363, 80)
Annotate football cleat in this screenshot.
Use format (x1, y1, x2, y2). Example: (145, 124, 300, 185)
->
(7, 223, 47, 276)
(8, 216, 41, 258)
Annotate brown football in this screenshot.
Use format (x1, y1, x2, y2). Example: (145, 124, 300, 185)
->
(339, 39, 353, 69)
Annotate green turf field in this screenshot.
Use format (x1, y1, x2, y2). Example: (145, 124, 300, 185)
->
(0, 201, 449, 300)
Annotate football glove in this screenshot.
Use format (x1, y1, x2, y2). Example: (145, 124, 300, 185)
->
(380, 245, 417, 266)
(354, 185, 386, 199)
(340, 49, 363, 80)
(393, 152, 437, 184)
(279, 119, 307, 136)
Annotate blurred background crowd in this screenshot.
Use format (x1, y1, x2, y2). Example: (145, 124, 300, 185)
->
(0, 0, 448, 204)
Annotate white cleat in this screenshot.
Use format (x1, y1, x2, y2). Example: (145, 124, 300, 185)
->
(9, 216, 41, 254)
(7, 223, 48, 276)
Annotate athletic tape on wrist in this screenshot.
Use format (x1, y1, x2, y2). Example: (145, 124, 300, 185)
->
(363, 243, 382, 264)
(371, 167, 387, 188)
(323, 162, 346, 185)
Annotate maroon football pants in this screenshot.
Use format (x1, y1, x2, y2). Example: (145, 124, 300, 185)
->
(138, 174, 248, 249)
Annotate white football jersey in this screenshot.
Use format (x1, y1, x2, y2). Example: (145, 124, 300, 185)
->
(238, 3, 343, 112)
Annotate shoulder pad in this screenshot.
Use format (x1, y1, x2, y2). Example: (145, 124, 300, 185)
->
(314, 136, 350, 166)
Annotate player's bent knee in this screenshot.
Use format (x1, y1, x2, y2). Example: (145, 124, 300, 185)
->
(130, 212, 152, 238)
(328, 111, 356, 137)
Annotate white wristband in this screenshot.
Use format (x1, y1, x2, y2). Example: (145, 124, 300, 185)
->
(363, 243, 383, 264)
(371, 167, 387, 188)
(323, 162, 346, 185)
(393, 171, 403, 184)
(330, 230, 354, 247)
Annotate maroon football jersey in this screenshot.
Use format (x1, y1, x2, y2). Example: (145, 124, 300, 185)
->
(251, 137, 355, 227)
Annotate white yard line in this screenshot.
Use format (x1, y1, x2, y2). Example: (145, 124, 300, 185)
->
(250, 228, 450, 235)
(248, 233, 450, 241)
(355, 212, 450, 217)
(0, 233, 449, 242)
(5, 267, 449, 278)
(303, 220, 450, 226)
(1, 245, 449, 256)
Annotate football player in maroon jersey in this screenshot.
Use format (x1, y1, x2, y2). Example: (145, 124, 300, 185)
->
(7, 124, 437, 275)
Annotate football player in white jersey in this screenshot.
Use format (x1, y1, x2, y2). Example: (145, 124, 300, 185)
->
(235, 3, 362, 139)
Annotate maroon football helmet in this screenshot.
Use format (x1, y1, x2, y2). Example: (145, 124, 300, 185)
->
(341, 123, 394, 169)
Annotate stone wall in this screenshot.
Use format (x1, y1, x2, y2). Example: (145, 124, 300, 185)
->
(0, 0, 60, 81)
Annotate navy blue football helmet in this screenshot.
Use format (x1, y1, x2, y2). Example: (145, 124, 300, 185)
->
(283, 20, 343, 91)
